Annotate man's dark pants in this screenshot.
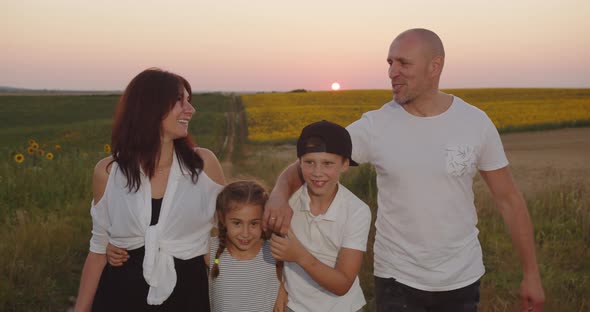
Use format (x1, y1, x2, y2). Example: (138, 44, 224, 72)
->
(375, 276, 480, 312)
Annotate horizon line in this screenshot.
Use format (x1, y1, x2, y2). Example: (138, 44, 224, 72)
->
(2, 85, 590, 95)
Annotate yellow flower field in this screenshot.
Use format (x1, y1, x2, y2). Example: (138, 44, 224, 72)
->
(242, 88, 590, 142)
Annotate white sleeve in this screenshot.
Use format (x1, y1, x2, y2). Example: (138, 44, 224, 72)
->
(89, 197, 110, 254)
(341, 201, 371, 252)
(346, 114, 373, 165)
(477, 118, 509, 171)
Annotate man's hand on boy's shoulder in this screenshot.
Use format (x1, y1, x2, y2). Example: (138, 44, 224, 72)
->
(263, 195, 294, 236)
(263, 160, 303, 236)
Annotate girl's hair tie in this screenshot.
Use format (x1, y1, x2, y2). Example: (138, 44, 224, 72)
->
(214, 258, 220, 264)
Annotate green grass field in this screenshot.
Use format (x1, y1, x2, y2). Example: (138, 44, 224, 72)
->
(1, 89, 589, 311)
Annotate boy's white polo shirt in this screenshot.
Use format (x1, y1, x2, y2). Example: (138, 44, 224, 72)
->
(284, 183, 371, 312)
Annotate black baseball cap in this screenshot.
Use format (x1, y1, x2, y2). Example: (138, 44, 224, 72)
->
(296, 120, 359, 166)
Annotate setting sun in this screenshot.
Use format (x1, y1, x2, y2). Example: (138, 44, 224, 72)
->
(331, 82, 341, 91)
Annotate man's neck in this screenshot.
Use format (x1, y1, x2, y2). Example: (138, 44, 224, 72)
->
(402, 91, 453, 117)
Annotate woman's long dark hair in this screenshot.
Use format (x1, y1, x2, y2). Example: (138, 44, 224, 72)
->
(111, 68, 202, 192)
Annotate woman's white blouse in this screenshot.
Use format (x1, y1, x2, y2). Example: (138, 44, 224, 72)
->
(89, 152, 223, 304)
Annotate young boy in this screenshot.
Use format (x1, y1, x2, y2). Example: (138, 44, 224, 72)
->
(270, 120, 371, 312)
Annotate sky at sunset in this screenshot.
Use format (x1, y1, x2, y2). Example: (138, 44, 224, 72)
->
(1, 0, 589, 91)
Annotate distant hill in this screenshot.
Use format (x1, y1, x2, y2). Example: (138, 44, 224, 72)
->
(0, 85, 121, 95)
(0, 86, 34, 92)
(0, 86, 242, 95)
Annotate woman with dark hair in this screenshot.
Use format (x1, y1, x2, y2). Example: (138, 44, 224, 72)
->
(74, 68, 225, 311)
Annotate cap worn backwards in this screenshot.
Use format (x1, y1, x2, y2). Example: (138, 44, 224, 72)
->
(296, 120, 359, 166)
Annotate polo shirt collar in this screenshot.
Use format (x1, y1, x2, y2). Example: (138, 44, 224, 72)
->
(299, 183, 344, 221)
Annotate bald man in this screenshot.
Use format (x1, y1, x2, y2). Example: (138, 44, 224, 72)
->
(264, 29, 544, 312)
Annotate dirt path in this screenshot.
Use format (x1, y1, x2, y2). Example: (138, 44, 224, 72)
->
(503, 127, 590, 170)
(220, 96, 236, 175)
(500, 127, 590, 193)
(220, 95, 247, 180)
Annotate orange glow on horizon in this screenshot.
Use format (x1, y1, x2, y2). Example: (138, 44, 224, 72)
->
(1, 1, 588, 90)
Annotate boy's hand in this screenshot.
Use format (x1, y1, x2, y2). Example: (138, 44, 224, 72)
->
(270, 229, 307, 263)
(106, 243, 129, 266)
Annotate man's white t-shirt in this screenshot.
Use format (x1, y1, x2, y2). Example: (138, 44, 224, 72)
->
(347, 96, 508, 291)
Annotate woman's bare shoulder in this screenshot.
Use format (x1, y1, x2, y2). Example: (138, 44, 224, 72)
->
(92, 156, 114, 204)
(94, 156, 114, 176)
(194, 147, 225, 185)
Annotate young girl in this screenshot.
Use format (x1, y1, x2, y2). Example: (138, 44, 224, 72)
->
(208, 180, 287, 312)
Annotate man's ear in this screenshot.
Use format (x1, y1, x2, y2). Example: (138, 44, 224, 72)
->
(430, 56, 444, 77)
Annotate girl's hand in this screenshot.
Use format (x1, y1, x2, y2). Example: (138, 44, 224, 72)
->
(270, 229, 308, 263)
(106, 243, 128, 266)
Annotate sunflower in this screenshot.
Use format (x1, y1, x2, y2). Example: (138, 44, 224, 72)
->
(27, 147, 35, 155)
(54, 144, 61, 152)
(31, 142, 39, 150)
(104, 144, 112, 153)
(14, 153, 25, 163)
(37, 149, 45, 157)
(46, 152, 54, 160)
(28, 139, 36, 145)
